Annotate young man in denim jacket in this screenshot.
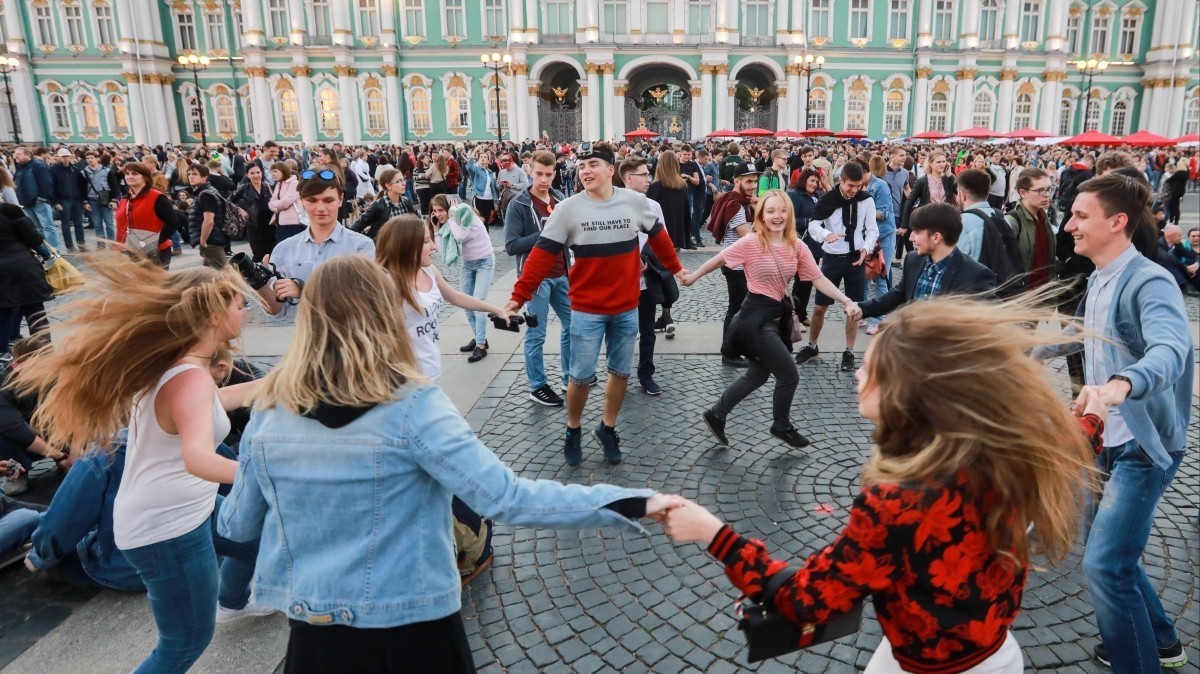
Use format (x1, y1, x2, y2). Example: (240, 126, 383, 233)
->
(1038, 173, 1193, 672)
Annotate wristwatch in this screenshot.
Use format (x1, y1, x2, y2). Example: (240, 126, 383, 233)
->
(1107, 374, 1132, 389)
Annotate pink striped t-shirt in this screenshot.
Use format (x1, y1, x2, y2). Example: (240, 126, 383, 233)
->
(721, 235, 821, 301)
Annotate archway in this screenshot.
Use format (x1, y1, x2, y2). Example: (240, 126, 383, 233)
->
(537, 63, 583, 142)
(732, 64, 778, 130)
(624, 64, 691, 139)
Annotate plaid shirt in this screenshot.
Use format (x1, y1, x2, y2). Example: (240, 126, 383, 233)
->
(913, 250, 957, 301)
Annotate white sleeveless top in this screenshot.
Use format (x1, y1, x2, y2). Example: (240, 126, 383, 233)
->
(403, 266, 445, 381)
(113, 364, 230, 550)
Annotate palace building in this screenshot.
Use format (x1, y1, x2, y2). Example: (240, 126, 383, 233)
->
(0, 0, 1196, 146)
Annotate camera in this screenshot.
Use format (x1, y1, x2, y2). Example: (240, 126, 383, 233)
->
(4, 461, 21, 480)
(230, 252, 283, 290)
(488, 313, 538, 332)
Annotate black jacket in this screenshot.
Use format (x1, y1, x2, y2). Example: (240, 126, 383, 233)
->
(859, 249, 995, 318)
(900, 175, 957, 232)
(0, 204, 53, 308)
(351, 194, 417, 240)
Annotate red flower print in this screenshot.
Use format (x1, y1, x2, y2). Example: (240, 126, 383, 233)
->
(837, 550, 896, 591)
(929, 545, 971, 592)
(976, 562, 1016, 601)
(817, 579, 862, 613)
(921, 638, 965, 662)
(954, 604, 1011, 647)
(900, 490, 962, 551)
(847, 507, 889, 549)
(894, 598, 940, 642)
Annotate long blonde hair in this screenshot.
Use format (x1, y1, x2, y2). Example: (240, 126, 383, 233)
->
(653, 150, 685, 191)
(750, 190, 799, 252)
(13, 257, 250, 452)
(862, 293, 1097, 567)
(375, 214, 428, 314)
(251, 256, 425, 414)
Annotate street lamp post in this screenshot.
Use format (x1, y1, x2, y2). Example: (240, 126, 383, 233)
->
(0, 57, 20, 144)
(177, 53, 212, 148)
(480, 51, 512, 145)
(1074, 58, 1109, 133)
(793, 53, 825, 130)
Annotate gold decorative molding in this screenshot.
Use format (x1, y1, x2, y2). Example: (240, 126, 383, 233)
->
(584, 63, 600, 74)
(274, 78, 294, 92)
(447, 74, 466, 88)
(332, 65, 357, 77)
(1095, 6, 1112, 17)
(955, 67, 978, 80)
(121, 72, 141, 83)
(916, 66, 933, 78)
(511, 63, 528, 75)
(1017, 81, 1037, 96)
(363, 75, 381, 89)
(527, 85, 540, 96)
(1042, 70, 1067, 82)
(726, 84, 737, 96)
(579, 85, 587, 95)
(785, 64, 802, 76)
(1068, 5, 1084, 16)
(291, 66, 312, 77)
(381, 65, 398, 76)
(244, 66, 269, 78)
(601, 63, 615, 75)
(614, 84, 627, 96)
(690, 86, 702, 97)
(932, 80, 952, 94)
(1000, 68, 1019, 81)
(714, 64, 729, 75)
(776, 86, 787, 96)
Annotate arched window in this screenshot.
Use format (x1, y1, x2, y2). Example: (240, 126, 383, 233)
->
(484, 84, 508, 137)
(972, 89, 995, 129)
(845, 86, 868, 131)
(1185, 96, 1200, 136)
(1084, 97, 1102, 131)
(215, 94, 237, 135)
(447, 86, 470, 131)
(979, 0, 1000, 42)
(78, 94, 100, 132)
(49, 93, 71, 133)
(1013, 92, 1033, 130)
(807, 88, 828, 129)
(884, 89, 906, 134)
(410, 87, 432, 132)
(364, 88, 387, 134)
(184, 93, 204, 135)
(1058, 97, 1074, 135)
(278, 88, 299, 136)
(1019, 1, 1041, 42)
(110, 94, 130, 134)
(928, 91, 949, 132)
(317, 87, 341, 135)
(1110, 99, 1130, 136)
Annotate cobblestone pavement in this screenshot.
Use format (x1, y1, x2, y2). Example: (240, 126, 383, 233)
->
(457, 353, 1198, 673)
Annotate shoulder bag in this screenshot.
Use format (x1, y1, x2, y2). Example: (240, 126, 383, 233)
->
(766, 245, 805, 344)
(41, 246, 85, 295)
(738, 564, 864, 663)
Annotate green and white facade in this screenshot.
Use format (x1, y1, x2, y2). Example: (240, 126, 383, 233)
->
(1, 0, 1197, 146)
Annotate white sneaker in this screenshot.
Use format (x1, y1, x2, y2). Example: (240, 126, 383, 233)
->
(216, 603, 276, 624)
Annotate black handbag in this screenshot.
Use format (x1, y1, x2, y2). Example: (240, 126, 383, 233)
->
(738, 565, 865, 663)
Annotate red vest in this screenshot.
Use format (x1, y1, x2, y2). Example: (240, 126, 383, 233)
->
(115, 188, 169, 249)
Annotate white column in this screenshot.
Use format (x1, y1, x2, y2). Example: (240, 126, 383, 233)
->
(383, 66, 403, 144)
(785, 67, 801, 130)
(337, 67, 361, 144)
(960, 0, 980, 49)
(1165, 83, 1187, 137)
(611, 79, 627, 139)
(3, 10, 40, 142)
(147, 78, 176, 144)
(996, 60, 1016, 132)
(714, 65, 729, 129)
(240, 0, 264, 46)
(331, 0, 352, 45)
(293, 68, 318, 144)
(1045, 0, 1068, 52)
(123, 76, 150, 145)
(798, 74, 810, 130)
(524, 0, 539, 42)
(1002, 0, 1021, 49)
(509, 0, 525, 43)
(378, 0, 397, 47)
(601, 65, 616, 139)
(700, 68, 715, 135)
(512, 64, 529, 140)
(690, 81, 703, 137)
(917, 0, 933, 47)
(248, 71, 276, 142)
(287, 0, 308, 44)
(1039, 75, 1062, 132)
(719, 0, 738, 43)
(955, 71, 975, 130)
(585, 66, 601, 139)
(776, 0, 790, 46)
(913, 70, 930, 131)
(789, 0, 804, 34)
(774, 80, 788, 129)
(525, 79, 541, 141)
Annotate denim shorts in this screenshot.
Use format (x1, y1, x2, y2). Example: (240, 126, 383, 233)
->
(568, 308, 638, 384)
(815, 253, 867, 306)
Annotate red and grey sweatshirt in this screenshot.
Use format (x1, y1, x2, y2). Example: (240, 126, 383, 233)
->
(511, 187, 682, 315)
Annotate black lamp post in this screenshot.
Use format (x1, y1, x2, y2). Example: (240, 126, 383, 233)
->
(0, 56, 20, 144)
(177, 53, 211, 148)
(480, 51, 512, 145)
(1074, 58, 1109, 133)
(793, 53, 825, 130)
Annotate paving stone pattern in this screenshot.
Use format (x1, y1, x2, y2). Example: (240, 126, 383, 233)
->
(458, 353, 1199, 673)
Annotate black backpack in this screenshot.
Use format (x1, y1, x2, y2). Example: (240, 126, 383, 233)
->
(966, 208, 1026, 297)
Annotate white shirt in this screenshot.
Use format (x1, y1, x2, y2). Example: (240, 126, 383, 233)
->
(114, 364, 230, 550)
(638, 199, 665, 291)
(1084, 244, 1138, 447)
(404, 267, 446, 380)
(808, 197, 879, 256)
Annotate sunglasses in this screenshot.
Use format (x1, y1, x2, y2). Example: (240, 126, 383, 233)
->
(300, 169, 338, 181)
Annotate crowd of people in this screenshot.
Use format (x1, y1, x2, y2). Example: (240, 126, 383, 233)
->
(0, 130, 1194, 674)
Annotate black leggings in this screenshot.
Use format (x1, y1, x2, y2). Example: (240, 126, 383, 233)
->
(714, 296, 799, 427)
(721, 266, 747, 338)
(474, 197, 495, 227)
(285, 612, 476, 674)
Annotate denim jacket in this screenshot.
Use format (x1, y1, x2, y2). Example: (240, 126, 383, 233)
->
(868, 175, 895, 237)
(28, 432, 143, 592)
(218, 384, 652, 628)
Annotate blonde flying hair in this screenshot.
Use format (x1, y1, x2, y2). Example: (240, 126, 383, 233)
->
(251, 256, 425, 414)
(862, 292, 1097, 567)
(750, 189, 799, 252)
(13, 257, 251, 453)
(654, 150, 685, 191)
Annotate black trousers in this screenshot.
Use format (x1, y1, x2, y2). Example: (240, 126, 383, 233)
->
(637, 291, 657, 382)
(247, 213, 276, 263)
(714, 295, 799, 427)
(721, 266, 748, 339)
(285, 612, 476, 674)
(1058, 275, 1088, 395)
(474, 197, 495, 227)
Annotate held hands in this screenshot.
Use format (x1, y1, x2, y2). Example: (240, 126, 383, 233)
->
(674, 268, 691, 285)
(503, 299, 523, 315)
(842, 300, 862, 322)
(662, 498, 726, 545)
(492, 306, 515, 324)
(644, 494, 687, 522)
(1072, 385, 1111, 424)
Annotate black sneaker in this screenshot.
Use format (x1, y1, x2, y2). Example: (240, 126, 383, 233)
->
(467, 346, 487, 363)
(1094, 640, 1187, 668)
(593, 422, 622, 464)
(795, 345, 819, 364)
(529, 385, 564, 407)
(721, 356, 749, 368)
(641, 379, 662, 396)
(770, 423, 811, 448)
(703, 409, 728, 445)
(564, 427, 583, 466)
(839, 350, 855, 372)
(459, 339, 477, 353)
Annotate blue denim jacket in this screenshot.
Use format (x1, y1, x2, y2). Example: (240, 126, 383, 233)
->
(868, 175, 896, 237)
(218, 384, 652, 628)
(28, 432, 143, 592)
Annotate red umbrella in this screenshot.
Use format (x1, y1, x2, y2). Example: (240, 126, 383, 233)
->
(1061, 130, 1120, 146)
(834, 130, 867, 139)
(738, 127, 775, 137)
(911, 130, 948, 140)
(1121, 130, 1175, 147)
(1173, 133, 1199, 144)
(624, 128, 659, 139)
(801, 128, 834, 137)
(707, 128, 739, 138)
(774, 129, 804, 139)
(952, 126, 996, 139)
(1005, 127, 1052, 139)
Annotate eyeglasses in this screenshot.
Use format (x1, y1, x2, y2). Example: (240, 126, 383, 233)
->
(1023, 187, 1052, 196)
(300, 169, 337, 181)
(628, 172, 651, 178)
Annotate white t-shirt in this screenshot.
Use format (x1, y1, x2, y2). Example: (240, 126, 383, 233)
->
(638, 200, 666, 291)
(404, 266, 446, 380)
(114, 364, 230, 550)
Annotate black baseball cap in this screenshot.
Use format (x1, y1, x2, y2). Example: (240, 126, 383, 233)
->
(733, 162, 762, 178)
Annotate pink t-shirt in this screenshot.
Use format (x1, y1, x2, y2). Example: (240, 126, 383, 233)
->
(722, 235, 821, 301)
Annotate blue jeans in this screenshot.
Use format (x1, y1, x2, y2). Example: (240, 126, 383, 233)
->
(688, 190, 706, 244)
(1083, 441, 1184, 674)
(568, 308, 638, 384)
(868, 228, 897, 326)
(0, 508, 40, 553)
(25, 202, 63, 250)
(460, 256, 495, 344)
(86, 199, 115, 241)
(524, 276, 571, 391)
(58, 199, 86, 249)
(405, 178, 417, 207)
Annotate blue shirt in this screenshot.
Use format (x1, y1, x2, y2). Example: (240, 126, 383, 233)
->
(270, 223, 375, 285)
(868, 175, 895, 235)
(913, 250, 957, 301)
(701, 160, 720, 193)
(1084, 244, 1139, 446)
(883, 166, 909, 214)
(959, 201, 996, 261)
